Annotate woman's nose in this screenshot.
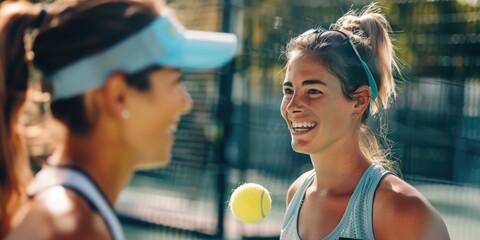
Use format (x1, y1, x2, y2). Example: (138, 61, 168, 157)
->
(286, 94, 305, 114)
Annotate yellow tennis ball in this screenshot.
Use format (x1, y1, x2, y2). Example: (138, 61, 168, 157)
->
(229, 183, 272, 223)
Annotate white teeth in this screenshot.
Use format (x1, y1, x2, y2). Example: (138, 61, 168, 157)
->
(291, 121, 316, 128)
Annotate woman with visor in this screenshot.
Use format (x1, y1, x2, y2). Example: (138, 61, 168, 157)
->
(280, 4, 449, 240)
(2, 0, 237, 239)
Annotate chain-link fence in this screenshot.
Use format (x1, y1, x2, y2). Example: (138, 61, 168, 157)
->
(117, 0, 480, 239)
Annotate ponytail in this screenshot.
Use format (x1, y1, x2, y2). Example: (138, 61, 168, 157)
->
(329, 3, 402, 174)
(0, 1, 42, 236)
(332, 3, 401, 115)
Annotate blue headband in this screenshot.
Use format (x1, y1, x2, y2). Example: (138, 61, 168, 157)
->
(342, 35, 378, 101)
(47, 13, 238, 100)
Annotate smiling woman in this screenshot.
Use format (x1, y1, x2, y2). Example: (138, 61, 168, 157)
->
(280, 3, 450, 240)
(0, 0, 236, 239)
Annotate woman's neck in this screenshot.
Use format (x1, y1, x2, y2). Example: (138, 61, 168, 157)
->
(48, 131, 134, 205)
(309, 137, 371, 195)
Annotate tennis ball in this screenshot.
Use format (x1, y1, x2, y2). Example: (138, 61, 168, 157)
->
(228, 183, 272, 223)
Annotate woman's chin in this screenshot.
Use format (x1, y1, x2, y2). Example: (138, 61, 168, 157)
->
(291, 141, 313, 154)
(135, 154, 172, 170)
(292, 147, 310, 155)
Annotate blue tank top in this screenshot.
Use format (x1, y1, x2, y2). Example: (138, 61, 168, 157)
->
(280, 164, 390, 240)
(27, 166, 125, 240)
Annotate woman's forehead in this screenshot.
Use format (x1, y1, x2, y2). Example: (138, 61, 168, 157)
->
(287, 52, 326, 74)
(285, 52, 340, 86)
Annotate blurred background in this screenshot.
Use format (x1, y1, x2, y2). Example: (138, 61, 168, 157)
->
(117, 0, 480, 239)
(26, 0, 480, 239)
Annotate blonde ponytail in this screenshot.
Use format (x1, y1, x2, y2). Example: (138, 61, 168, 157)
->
(332, 3, 402, 174)
(332, 3, 401, 115)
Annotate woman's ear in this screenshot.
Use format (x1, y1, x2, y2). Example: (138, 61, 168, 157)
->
(352, 85, 372, 114)
(101, 72, 129, 119)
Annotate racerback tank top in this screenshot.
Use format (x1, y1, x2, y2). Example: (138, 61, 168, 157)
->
(280, 164, 390, 240)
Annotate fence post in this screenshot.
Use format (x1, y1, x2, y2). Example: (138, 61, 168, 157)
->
(214, 0, 235, 238)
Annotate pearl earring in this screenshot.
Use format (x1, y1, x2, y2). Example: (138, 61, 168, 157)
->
(353, 112, 359, 119)
(121, 109, 130, 120)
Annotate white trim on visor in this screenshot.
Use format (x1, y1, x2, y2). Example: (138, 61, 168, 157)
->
(47, 14, 238, 100)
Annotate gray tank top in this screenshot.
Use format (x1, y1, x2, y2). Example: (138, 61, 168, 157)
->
(280, 164, 390, 240)
(27, 166, 125, 240)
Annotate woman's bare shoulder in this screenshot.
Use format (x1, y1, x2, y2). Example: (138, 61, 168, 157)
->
(6, 186, 110, 240)
(373, 174, 450, 240)
(286, 169, 314, 206)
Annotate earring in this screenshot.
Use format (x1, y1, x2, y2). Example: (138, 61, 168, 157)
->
(352, 112, 359, 119)
(121, 109, 130, 120)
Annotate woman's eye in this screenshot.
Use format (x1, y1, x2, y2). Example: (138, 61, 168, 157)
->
(307, 89, 322, 94)
(283, 88, 293, 95)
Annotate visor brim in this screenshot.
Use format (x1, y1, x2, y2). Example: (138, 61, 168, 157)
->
(157, 30, 237, 70)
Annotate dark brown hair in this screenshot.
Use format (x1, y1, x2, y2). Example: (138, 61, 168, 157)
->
(33, 0, 159, 134)
(0, 1, 41, 237)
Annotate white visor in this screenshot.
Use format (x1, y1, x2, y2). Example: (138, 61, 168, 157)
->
(47, 13, 238, 100)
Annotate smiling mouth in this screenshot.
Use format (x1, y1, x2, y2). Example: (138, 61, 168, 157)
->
(290, 121, 317, 132)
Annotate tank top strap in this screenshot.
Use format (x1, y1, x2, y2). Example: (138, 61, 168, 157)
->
(280, 169, 316, 240)
(336, 164, 391, 239)
(27, 166, 125, 240)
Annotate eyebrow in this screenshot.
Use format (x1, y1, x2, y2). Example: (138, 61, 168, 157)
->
(282, 79, 328, 87)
